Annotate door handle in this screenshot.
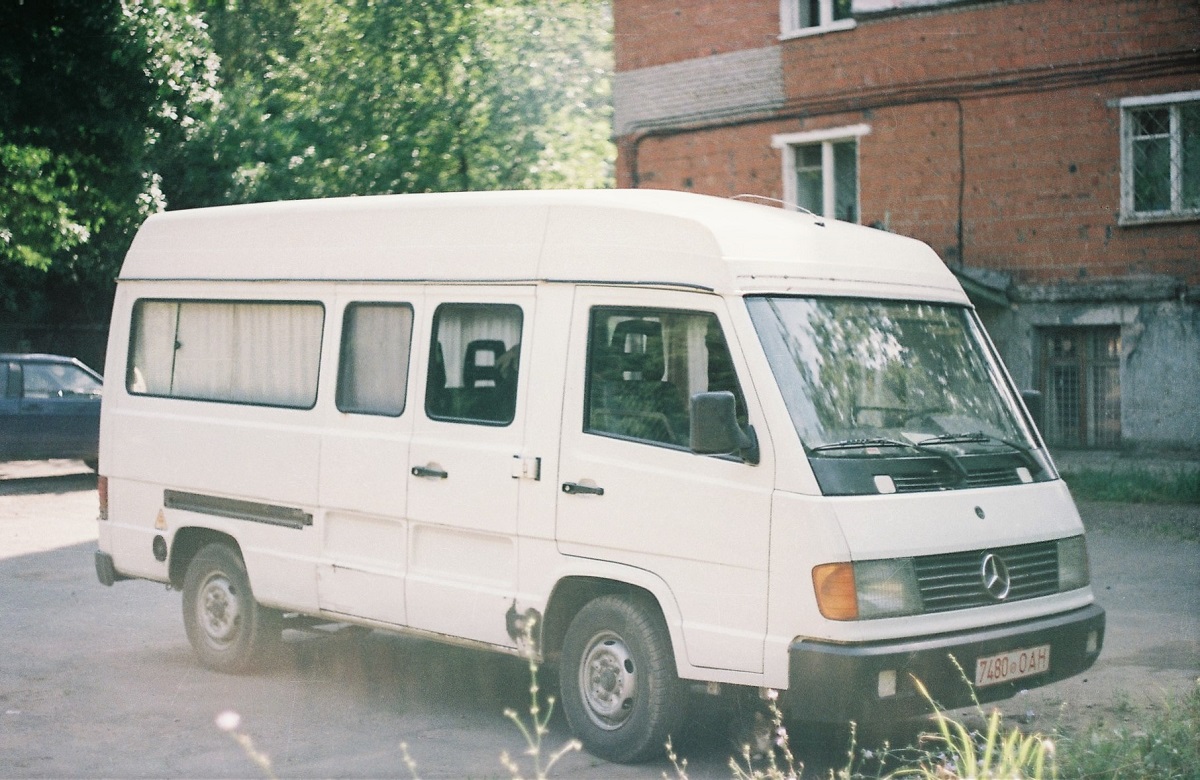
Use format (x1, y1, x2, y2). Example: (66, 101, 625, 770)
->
(562, 481, 604, 496)
(411, 465, 449, 479)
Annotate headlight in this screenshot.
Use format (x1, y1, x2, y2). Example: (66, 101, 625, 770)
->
(1057, 535, 1090, 591)
(812, 558, 922, 620)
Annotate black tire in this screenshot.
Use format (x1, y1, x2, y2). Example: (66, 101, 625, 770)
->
(560, 594, 685, 764)
(181, 543, 280, 674)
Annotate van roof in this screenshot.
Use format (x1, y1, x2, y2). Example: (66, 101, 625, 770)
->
(121, 189, 967, 302)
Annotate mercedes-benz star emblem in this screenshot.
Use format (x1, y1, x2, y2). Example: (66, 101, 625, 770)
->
(980, 553, 1012, 600)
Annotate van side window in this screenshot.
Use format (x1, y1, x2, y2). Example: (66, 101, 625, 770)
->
(585, 307, 748, 448)
(336, 302, 414, 416)
(127, 299, 324, 409)
(425, 303, 522, 425)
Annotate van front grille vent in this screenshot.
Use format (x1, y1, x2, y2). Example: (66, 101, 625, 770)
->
(913, 540, 1059, 613)
(892, 466, 1023, 493)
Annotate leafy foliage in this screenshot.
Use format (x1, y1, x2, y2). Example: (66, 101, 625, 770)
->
(198, 0, 613, 204)
(0, 0, 218, 319)
(1, 0, 614, 324)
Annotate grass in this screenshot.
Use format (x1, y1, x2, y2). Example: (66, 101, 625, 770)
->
(1061, 466, 1200, 505)
(1051, 680, 1200, 780)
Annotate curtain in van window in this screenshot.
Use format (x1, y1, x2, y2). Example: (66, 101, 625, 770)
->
(435, 306, 522, 389)
(337, 303, 414, 416)
(127, 301, 179, 395)
(127, 300, 323, 408)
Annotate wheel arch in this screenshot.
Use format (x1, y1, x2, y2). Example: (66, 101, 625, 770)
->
(169, 527, 241, 589)
(542, 574, 679, 667)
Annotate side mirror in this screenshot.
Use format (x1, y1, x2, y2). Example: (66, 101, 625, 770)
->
(690, 391, 759, 464)
(1021, 389, 1044, 435)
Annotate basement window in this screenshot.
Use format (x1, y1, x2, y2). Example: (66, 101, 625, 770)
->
(1119, 91, 1200, 225)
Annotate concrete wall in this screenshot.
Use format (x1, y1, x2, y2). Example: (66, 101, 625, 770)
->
(979, 284, 1200, 452)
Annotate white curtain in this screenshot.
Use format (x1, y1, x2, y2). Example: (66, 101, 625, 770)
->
(129, 300, 324, 408)
(339, 303, 413, 415)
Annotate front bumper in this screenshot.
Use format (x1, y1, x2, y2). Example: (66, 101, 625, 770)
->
(781, 604, 1104, 724)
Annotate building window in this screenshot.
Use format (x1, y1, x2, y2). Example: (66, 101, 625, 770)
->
(780, 0, 854, 38)
(1119, 91, 1200, 224)
(1039, 327, 1121, 448)
(772, 125, 868, 222)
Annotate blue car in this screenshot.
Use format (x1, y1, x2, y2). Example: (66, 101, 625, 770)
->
(0, 353, 103, 471)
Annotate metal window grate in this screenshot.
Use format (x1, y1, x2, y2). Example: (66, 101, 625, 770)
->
(1125, 99, 1200, 219)
(1040, 327, 1121, 448)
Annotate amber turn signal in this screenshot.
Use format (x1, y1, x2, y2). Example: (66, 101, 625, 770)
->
(812, 562, 858, 620)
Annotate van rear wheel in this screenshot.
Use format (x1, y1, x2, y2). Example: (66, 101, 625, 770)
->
(181, 543, 280, 674)
(560, 594, 684, 763)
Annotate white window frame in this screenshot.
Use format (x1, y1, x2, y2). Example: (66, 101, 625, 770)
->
(1118, 90, 1200, 225)
(772, 124, 870, 221)
(779, 0, 856, 40)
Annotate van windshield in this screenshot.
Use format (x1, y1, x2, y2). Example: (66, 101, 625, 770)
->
(746, 297, 1050, 494)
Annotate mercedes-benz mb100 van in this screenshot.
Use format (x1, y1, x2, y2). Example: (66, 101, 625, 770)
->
(95, 189, 1103, 763)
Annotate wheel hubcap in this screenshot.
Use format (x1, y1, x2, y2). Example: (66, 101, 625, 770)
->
(579, 631, 636, 730)
(199, 573, 241, 648)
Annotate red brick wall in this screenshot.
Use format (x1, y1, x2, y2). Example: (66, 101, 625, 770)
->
(616, 0, 1200, 285)
(614, 0, 780, 70)
(779, 0, 1198, 98)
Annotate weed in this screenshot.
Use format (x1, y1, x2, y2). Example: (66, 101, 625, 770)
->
(215, 709, 276, 780)
(1051, 679, 1200, 780)
(499, 617, 581, 780)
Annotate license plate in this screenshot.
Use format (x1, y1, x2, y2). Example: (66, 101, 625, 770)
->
(974, 644, 1050, 687)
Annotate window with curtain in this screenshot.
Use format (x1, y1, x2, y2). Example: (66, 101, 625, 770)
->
(336, 302, 414, 416)
(425, 303, 523, 425)
(127, 299, 324, 409)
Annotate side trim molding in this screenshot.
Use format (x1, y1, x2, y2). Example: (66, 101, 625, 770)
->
(164, 490, 313, 530)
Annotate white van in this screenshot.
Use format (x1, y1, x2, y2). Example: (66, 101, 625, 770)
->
(96, 189, 1103, 763)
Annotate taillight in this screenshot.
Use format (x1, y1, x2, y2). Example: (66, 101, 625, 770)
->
(98, 475, 109, 521)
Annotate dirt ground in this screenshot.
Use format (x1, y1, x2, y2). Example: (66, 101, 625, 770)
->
(0, 460, 1197, 778)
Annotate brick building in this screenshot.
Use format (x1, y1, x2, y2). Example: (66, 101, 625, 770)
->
(612, 0, 1199, 452)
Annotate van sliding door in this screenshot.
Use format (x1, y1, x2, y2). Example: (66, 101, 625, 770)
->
(316, 295, 418, 626)
(405, 288, 534, 648)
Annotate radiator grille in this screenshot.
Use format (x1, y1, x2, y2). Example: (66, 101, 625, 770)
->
(893, 466, 1023, 493)
(914, 540, 1060, 613)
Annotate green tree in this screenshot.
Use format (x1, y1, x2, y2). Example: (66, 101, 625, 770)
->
(197, 0, 613, 203)
(0, 0, 218, 320)
(1, 0, 614, 327)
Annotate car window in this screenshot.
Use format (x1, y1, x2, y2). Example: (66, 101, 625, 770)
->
(425, 303, 523, 425)
(22, 363, 100, 398)
(336, 302, 414, 417)
(584, 307, 747, 448)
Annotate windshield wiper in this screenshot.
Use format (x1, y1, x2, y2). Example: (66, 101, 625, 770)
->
(916, 432, 1041, 473)
(810, 437, 920, 453)
(809, 437, 969, 481)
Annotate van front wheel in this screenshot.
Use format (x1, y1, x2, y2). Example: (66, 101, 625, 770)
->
(181, 543, 280, 674)
(560, 594, 684, 763)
